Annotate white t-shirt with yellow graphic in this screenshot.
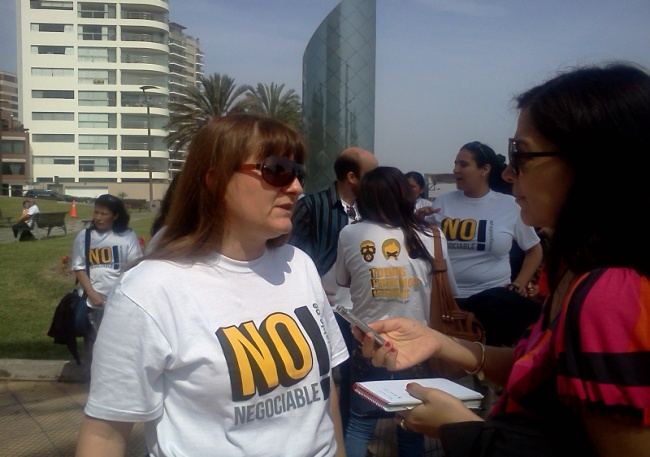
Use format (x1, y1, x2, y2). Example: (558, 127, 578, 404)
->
(85, 245, 348, 457)
(335, 221, 458, 325)
(429, 190, 540, 298)
(71, 227, 142, 307)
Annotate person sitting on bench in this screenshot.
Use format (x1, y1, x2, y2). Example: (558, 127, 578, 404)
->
(12, 199, 40, 241)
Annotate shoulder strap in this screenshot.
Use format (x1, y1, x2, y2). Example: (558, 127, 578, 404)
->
(84, 227, 91, 276)
(430, 226, 448, 272)
(74, 228, 92, 293)
(429, 226, 459, 329)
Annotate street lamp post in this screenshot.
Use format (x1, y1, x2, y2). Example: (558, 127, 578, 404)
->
(140, 85, 157, 204)
(0, 101, 5, 195)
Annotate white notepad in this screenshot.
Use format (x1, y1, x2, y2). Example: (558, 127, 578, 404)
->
(353, 378, 484, 412)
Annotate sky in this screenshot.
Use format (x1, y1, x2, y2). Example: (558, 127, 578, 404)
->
(2, 0, 650, 174)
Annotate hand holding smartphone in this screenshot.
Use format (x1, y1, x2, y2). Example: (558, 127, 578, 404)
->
(334, 304, 386, 346)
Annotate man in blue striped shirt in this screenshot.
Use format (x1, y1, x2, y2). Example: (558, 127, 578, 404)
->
(290, 146, 377, 431)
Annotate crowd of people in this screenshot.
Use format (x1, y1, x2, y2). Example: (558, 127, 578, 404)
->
(28, 60, 644, 456)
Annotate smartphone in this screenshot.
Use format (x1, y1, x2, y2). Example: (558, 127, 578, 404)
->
(334, 304, 386, 346)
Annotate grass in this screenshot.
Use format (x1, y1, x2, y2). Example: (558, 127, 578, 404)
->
(0, 196, 155, 360)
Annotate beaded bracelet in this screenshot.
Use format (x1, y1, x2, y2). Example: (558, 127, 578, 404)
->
(465, 341, 486, 381)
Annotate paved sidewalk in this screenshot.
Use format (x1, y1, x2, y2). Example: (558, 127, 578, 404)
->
(1, 359, 488, 457)
(0, 380, 147, 457)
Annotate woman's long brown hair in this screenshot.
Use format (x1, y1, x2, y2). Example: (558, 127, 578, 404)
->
(146, 113, 306, 263)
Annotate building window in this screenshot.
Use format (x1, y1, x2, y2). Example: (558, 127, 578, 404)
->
(78, 91, 116, 107)
(0, 140, 26, 154)
(32, 90, 74, 99)
(31, 68, 74, 77)
(121, 136, 166, 151)
(0, 74, 18, 83)
(78, 113, 117, 128)
(34, 157, 76, 165)
(79, 157, 117, 172)
(30, 1, 73, 10)
(3, 162, 26, 176)
(31, 45, 73, 55)
(78, 25, 116, 41)
(32, 112, 75, 121)
(31, 23, 73, 33)
(121, 158, 149, 172)
(78, 69, 116, 85)
(78, 47, 116, 63)
(32, 134, 75, 143)
(78, 3, 116, 19)
(78, 135, 117, 150)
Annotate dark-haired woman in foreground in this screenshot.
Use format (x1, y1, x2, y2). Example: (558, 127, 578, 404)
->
(355, 63, 650, 456)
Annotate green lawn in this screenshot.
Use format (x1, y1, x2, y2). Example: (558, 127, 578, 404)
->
(0, 196, 155, 360)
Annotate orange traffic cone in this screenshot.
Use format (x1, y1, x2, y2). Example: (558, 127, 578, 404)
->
(70, 199, 78, 218)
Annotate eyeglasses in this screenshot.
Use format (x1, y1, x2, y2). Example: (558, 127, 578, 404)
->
(236, 156, 306, 188)
(508, 138, 563, 175)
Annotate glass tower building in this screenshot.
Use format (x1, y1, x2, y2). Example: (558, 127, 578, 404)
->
(302, 0, 376, 193)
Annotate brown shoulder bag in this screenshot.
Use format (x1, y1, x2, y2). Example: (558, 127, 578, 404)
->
(429, 227, 486, 343)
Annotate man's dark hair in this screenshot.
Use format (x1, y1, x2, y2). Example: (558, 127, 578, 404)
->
(334, 154, 361, 181)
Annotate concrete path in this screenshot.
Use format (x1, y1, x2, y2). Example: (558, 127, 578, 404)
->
(0, 376, 445, 457)
(0, 380, 147, 457)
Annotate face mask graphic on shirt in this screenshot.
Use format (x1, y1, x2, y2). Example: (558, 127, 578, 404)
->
(381, 238, 401, 260)
(359, 240, 376, 262)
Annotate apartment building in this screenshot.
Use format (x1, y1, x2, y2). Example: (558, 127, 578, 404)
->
(17, 0, 171, 200)
(168, 21, 203, 176)
(1, 70, 31, 197)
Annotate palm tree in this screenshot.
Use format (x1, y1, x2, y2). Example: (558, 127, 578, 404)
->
(242, 82, 303, 132)
(165, 73, 248, 153)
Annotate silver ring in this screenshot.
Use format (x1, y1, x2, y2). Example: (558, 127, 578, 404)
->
(400, 418, 407, 431)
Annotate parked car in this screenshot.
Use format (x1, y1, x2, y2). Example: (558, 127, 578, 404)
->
(23, 189, 74, 201)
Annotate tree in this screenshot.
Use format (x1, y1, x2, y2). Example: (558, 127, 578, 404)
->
(242, 82, 303, 132)
(165, 73, 248, 153)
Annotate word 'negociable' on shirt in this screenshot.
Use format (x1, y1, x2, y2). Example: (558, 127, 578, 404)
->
(234, 382, 321, 424)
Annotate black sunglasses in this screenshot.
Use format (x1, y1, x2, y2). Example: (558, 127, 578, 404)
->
(508, 138, 562, 175)
(237, 156, 306, 187)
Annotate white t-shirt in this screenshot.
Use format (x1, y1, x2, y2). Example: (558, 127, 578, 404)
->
(430, 190, 540, 298)
(71, 228, 142, 307)
(335, 221, 458, 325)
(26, 204, 40, 228)
(414, 197, 434, 211)
(85, 245, 349, 457)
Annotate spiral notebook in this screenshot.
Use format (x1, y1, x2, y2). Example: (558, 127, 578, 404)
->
(353, 378, 484, 412)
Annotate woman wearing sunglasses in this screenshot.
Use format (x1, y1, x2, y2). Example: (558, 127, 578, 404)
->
(77, 113, 348, 457)
(353, 63, 650, 457)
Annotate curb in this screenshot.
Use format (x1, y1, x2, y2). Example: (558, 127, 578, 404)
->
(0, 359, 87, 382)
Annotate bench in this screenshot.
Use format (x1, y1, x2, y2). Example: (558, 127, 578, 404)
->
(16, 212, 68, 241)
(124, 199, 148, 212)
